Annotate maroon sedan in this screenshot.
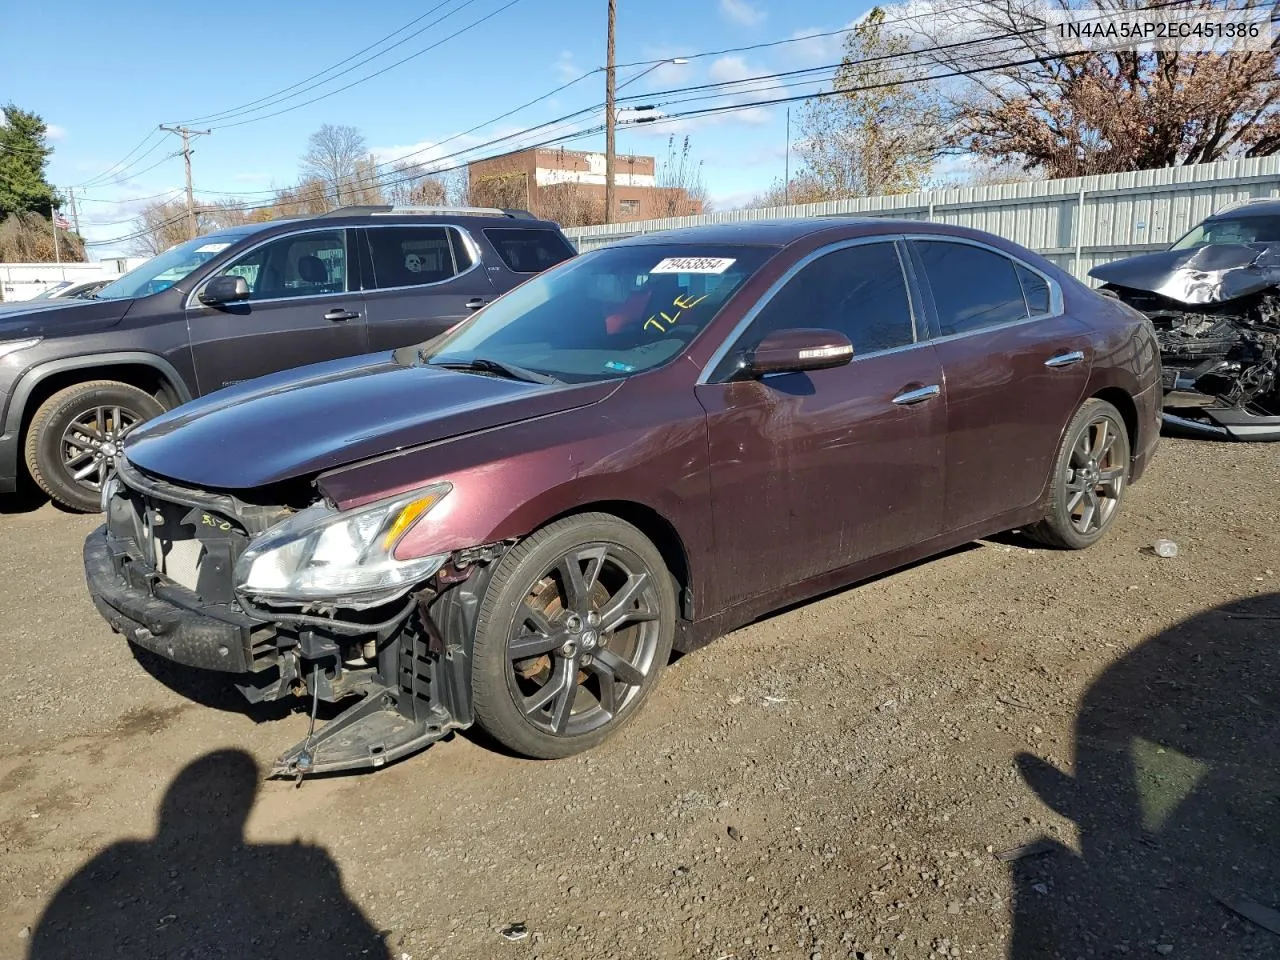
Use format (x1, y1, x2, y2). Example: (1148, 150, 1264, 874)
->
(83, 218, 1162, 775)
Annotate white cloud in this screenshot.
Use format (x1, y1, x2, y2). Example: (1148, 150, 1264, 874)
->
(719, 0, 765, 27)
(553, 49, 581, 83)
(709, 188, 761, 211)
(46, 123, 67, 140)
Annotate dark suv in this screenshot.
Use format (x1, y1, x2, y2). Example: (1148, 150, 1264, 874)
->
(0, 205, 576, 511)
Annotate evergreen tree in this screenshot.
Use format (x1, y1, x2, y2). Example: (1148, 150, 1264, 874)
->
(0, 104, 59, 219)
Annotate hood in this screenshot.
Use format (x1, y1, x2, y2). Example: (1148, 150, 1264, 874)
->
(1089, 242, 1280, 305)
(123, 351, 618, 489)
(0, 296, 130, 337)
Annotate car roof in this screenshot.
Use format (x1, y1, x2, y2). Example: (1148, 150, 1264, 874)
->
(608, 216, 994, 248)
(206, 208, 564, 244)
(1207, 198, 1280, 219)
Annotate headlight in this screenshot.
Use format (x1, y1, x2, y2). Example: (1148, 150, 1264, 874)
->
(0, 337, 42, 360)
(234, 483, 452, 606)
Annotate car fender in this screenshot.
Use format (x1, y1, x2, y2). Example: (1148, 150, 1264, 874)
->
(2, 351, 194, 438)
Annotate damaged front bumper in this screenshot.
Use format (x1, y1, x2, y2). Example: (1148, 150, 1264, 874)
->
(84, 466, 487, 777)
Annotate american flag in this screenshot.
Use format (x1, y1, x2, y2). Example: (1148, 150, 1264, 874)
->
(54, 212, 71, 231)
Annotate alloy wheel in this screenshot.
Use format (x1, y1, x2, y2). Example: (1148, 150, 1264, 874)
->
(505, 543, 662, 737)
(59, 404, 140, 493)
(1065, 415, 1126, 536)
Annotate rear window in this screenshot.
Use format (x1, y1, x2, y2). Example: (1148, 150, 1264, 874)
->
(484, 228, 576, 274)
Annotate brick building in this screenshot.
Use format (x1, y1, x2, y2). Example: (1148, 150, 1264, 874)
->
(467, 147, 703, 225)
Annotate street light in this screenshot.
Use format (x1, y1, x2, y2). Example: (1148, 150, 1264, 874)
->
(605, 50, 688, 223)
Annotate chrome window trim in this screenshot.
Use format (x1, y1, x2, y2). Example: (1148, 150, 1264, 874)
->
(698, 235, 918, 385)
(361, 223, 485, 293)
(901, 233, 1065, 329)
(185, 225, 354, 311)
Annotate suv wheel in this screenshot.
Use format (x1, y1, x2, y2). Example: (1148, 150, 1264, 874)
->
(1025, 398, 1130, 549)
(24, 381, 165, 512)
(470, 513, 676, 759)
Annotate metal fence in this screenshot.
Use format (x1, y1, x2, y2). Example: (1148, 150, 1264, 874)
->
(564, 155, 1280, 283)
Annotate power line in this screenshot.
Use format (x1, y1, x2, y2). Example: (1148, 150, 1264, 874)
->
(210, 0, 526, 129)
(177, 0, 476, 125)
(74, 131, 164, 188)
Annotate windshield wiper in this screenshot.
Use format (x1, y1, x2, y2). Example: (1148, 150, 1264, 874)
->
(432, 356, 562, 385)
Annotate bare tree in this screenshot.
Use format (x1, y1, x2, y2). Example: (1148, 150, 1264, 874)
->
(536, 182, 605, 227)
(385, 162, 449, 206)
(913, 0, 1280, 177)
(468, 170, 529, 209)
(798, 7, 946, 200)
(743, 173, 830, 209)
(655, 136, 709, 217)
(129, 198, 252, 256)
(301, 124, 369, 206)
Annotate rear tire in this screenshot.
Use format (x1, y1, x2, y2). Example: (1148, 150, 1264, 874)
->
(24, 380, 164, 513)
(471, 513, 676, 759)
(1025, 398, 1130, 550)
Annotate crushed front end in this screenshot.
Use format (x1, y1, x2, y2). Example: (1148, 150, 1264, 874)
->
(84, 456, 498, 777)
(1091, 243, 1280, 440)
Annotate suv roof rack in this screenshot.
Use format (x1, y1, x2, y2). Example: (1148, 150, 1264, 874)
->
(320, 205, 538, 220)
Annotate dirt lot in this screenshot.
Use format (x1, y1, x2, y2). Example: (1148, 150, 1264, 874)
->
(0, 436, 1277, 960)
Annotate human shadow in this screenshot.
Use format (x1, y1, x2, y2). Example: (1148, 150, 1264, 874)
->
(1009, 592, 1280, 957)
(26, 749, 391, 960)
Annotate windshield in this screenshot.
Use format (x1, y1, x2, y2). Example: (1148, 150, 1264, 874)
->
(95, 232, 251, 300)
(32, 282, 72, 299)
(1170, 214, 1280, 250)
(420, 243, 776, 383)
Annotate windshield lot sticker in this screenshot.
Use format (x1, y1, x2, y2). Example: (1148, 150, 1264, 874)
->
(651, 257, 736, 274)
(604, 360, 637, 373)
(195, 242, 231, 254)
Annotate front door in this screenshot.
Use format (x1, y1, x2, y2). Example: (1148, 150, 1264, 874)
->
(695, 239, 947, 613)
(908, 238, 1093, 531)
(187, 227, 367, 394)
(360, 225, 499, 352)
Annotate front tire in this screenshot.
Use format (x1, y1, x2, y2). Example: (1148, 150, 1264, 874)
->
(24, 381, 164, 513)
(1026, 398, 1130, 550)
(471, 513, 676, 759)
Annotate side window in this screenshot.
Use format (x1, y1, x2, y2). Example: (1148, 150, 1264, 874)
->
(914, 240, 1030, 336)
(367, 227, 457, 288)
(483, 228, 576, 274)
(746, 242, 915, 355)
(1016, 263, 1051, 315)
(213, 231, 347, 301)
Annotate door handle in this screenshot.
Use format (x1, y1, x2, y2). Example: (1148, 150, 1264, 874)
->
(891, 384, 941, 406)
(465, 298, 489, 311)
(1044, 350, 1085, 368)
(324, 308, 360, 322)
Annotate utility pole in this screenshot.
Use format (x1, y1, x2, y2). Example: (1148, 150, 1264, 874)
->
(68, 187, 81, 236)
(604, 0, 617, 224)
(159, 124, 211, 240)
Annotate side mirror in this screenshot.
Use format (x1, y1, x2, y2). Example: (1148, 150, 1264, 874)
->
(745, 328, 854, 377)
(198, 275, 251, 305)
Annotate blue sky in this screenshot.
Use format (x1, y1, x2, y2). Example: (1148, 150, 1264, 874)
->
(3, 0, 874, 257)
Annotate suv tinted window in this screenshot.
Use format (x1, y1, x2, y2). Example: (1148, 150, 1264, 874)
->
(368, 226, 458, 288)
(484, 228, 576, 274)
(915, 240, 1029, 335)
(213, 230, 346, 301)
(747, 242, 915, 355)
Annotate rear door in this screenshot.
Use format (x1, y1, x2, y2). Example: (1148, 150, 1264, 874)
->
(907, 237, 1094, 531)
(359, 225, 498, 351)
(186, 227, 368, 393)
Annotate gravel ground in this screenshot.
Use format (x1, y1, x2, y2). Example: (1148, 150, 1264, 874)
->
(1, 436, 1278, 960)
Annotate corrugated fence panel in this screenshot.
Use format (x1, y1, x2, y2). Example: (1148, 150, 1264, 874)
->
(564, 156, 1280, 281)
